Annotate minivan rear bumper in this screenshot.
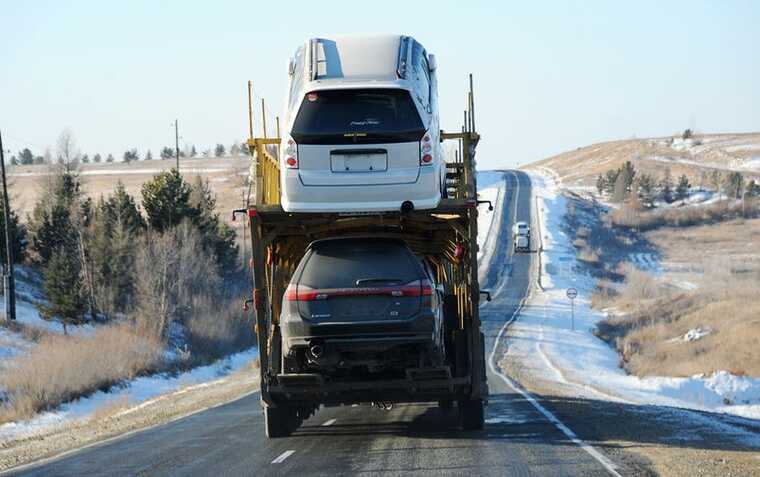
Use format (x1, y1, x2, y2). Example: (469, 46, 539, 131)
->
(281, 164, 441, 212)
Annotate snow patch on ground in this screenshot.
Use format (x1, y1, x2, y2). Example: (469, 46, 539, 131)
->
(0, 348, 259, 442)
(515, 170, 760, 426)
(477, 171, 506, 262)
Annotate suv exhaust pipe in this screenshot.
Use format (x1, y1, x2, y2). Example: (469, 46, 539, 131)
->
(309, 344, 324, 359)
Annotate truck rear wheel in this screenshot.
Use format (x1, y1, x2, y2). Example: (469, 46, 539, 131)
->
(264, 405, 295, 438)
(458, 399, 484, 431)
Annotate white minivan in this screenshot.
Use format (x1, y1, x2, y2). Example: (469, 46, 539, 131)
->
(279, 34, 444, 213)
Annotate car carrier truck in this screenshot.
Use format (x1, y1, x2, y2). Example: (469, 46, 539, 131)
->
(237, 62, 489, 438)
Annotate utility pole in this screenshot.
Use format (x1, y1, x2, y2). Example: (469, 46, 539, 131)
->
(174, 119, 180, 171)
(0, 131, 16, 321)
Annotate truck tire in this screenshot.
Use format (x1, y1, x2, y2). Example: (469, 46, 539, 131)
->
(458, 399, 485, 431)
(264, 405, 294, 438)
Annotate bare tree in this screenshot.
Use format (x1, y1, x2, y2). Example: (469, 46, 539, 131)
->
(56, 129, 79, 172)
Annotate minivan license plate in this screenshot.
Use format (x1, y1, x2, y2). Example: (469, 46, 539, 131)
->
(330, 151, 387, 172)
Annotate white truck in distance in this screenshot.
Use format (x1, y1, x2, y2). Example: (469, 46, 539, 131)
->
(279, 34, 444, 213)
(513, 221, 530, 252)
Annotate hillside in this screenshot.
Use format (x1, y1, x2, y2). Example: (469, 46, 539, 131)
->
(530, 132, 760, 190)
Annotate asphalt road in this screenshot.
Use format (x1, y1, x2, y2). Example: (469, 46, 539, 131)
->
(10, 171, 622, 477)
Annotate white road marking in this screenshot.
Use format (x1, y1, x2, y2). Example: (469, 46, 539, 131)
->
(488, 172, 623, 477)
(271, 450, 295, 464)
(321, 418, 337, 426)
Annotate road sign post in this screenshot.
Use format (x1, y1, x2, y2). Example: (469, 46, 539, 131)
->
(566, 287, 578, 331)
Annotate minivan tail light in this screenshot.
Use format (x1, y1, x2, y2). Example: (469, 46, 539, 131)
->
(420, 132, 433, 166)
(283, 137, 298, 169)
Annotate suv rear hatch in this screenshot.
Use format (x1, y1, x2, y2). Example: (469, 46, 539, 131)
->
(290, 89, 425, 186)
(291, 240, 427, 323)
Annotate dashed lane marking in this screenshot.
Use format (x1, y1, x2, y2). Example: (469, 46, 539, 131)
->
(271, 450, 295, 464)
(321, 419, 337, 426)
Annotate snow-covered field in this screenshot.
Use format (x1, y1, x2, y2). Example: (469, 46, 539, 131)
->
(510, 170, 760, 423)
(477, 171, 506, 262)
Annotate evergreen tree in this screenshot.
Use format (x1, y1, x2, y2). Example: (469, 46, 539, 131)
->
(123, 149, 139, 163)
(18, 148, 34, 165)
(604, 169, 619, 194)
(675, 174, 690, 201)
(619, 161, 636, 192)
(93, 153, 102, 163)
(230, 143, 240, 156)
(0, 200, 25, 264)
(144, 150, 153, 161)
(106, 153, 115, 163)
(37, 246, 87, 334)
(660, 169, 673, 203)
(214, 143, 226, 157)
(28, 171, 82, 265)
(141, 169, 194, 232)
(596, 174, 605, 195)
(160, 147, 174, 160)
(81, 153, 90, 164)
(86, 184, 143, 318)
(724, 172, 744, 199)
(637, 173, 656, 208)
(191, 145, 198, 157)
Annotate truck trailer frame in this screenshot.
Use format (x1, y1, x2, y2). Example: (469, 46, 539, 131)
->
(240, 76, 489, 437)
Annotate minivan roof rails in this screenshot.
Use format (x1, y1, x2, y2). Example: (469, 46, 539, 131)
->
(308, 38, 319, 81)
(396, 36, 412, 79)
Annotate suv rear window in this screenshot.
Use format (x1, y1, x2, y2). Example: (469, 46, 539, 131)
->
(298, 239, 422, 288)
(291, 89, 425, 145)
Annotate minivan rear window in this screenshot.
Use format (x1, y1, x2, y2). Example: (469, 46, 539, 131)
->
(291, 89, 425, 145)
(298, 239, 422, 289)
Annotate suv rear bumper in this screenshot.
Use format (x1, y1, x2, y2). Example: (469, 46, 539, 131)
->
(281, 314, 437, 356)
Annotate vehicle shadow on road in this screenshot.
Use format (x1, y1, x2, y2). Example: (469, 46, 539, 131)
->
(292, 392, 760, 456)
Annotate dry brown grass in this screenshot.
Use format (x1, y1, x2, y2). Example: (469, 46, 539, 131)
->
(184, 298, 256, 364)
(8, 157, 250, 227)
(592, 210, 760, 378)
(0, 323, 163, 424)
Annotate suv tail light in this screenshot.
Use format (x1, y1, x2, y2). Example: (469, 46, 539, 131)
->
(283, 135, 298, 169)
(284, 280, 432, 301)
(420, 132, 433, 166)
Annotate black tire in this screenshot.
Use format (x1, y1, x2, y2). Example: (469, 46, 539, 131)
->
(458, 399, 485, 431)
(264, 405, 293, 438)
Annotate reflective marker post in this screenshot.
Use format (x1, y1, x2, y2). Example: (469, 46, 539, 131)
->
(566, 287, 578, 331)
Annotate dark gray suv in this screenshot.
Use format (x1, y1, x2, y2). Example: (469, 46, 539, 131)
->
(280, 237, 444, 378)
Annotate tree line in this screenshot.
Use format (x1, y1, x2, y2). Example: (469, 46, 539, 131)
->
(596, 161, 759, 207)
(1, 166, 239, 335)
(10, 141, 252, 167)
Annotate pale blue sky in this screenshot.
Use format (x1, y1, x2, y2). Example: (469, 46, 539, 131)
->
(1, 0, 758, 169)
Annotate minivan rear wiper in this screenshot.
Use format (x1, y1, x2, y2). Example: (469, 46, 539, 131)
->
(355, 278, 404, 286)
